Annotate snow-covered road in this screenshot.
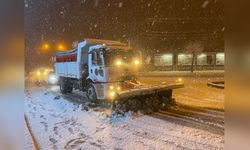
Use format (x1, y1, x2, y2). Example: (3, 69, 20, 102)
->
(25, 76, 224, 150)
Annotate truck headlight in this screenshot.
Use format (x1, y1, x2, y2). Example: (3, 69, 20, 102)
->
(109, 91, 117, 100)
(110, 91, 116, 97)
(117, 86, 121, 90)
(116, 60, 122, 66)
(48, 74, 58, 84)
(134, 60, 140, 65)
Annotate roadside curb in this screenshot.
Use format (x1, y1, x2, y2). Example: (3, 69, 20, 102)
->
(24, 114, 40, 150)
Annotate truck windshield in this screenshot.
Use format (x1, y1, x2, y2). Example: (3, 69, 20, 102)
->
(104, 49, 136, 66)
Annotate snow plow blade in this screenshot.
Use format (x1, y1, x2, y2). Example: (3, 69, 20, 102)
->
(112, 83, 184, 114)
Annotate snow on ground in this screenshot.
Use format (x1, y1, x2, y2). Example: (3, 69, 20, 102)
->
(139, 76, 224, 110)
(25, 78, 224, 150)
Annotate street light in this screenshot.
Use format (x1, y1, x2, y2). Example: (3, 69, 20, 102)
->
(40, 43, 50, 52)
(57, 44, 65, 50)
(44, 44, 49, 49)
(41, 42, 66, 51)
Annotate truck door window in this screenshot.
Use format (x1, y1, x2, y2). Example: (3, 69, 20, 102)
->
(92, 51, 98, 65)
(97, 51, 103, 65)
(92, 50, 103, 65)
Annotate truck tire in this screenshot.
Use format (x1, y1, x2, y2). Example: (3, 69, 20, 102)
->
(60, 78, 73, 94)
(67, 86, 73, 93)
(59, 79, 67, 94)
(86, 83, 97, 102)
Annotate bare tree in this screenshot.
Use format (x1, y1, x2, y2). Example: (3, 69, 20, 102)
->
(184, 41, 204, 72)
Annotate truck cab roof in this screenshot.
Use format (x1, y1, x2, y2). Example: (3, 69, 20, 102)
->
(83, 39, 132, 52)
(105, 45, 132, 51)
(84, 38, 126, 46)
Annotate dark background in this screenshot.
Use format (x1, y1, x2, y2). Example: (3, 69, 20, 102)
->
(25, 0, 224, 71)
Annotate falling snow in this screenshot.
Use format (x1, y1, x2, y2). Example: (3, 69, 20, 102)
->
(118, 2, 123, 8)
(23, 1, 224, 148)
(24, 0, 224, 123)
(201, 0, 210, 8)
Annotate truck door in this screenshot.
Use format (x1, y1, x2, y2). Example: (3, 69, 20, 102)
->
(89, 48, 105, 82)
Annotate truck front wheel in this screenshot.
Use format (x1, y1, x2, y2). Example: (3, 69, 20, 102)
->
(86, 83, 97, 102)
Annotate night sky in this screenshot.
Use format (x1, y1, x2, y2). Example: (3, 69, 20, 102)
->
(25, 0, 223, 71)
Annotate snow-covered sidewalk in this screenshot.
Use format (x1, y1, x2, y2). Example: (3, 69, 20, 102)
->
(24, 85, 224, 150)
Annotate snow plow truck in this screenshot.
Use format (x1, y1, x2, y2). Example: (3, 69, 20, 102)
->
(54, 39, 183, 113)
